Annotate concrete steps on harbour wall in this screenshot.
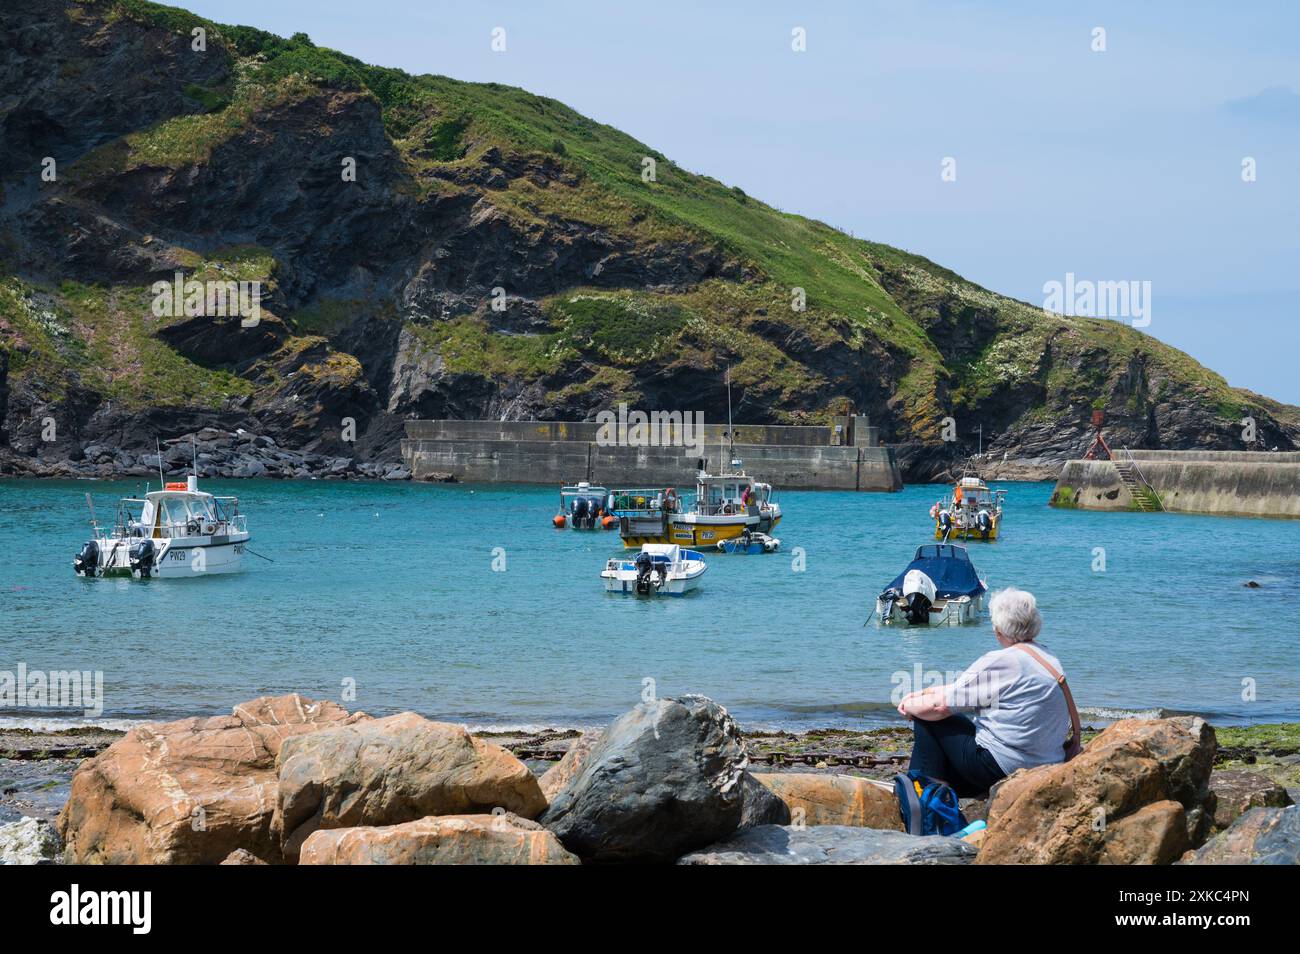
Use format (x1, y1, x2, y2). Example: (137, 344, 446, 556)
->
(1051, 452, 1300, 518)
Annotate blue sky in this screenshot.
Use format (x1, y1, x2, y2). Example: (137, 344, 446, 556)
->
(183, 0, 1299, 404)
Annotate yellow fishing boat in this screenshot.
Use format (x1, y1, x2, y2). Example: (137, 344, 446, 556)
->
(932, 475, 1006, 542)
(612, 469, 782, 548)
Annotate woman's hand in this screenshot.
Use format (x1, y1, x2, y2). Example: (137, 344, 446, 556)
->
(902, 686, 952, 721)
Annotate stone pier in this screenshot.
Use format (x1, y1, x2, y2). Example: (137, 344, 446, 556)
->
(399, 417, 903, 491)
(1051, 449, 1300, 518)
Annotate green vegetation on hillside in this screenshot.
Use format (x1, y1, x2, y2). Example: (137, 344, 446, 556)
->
(16, 0, 1294, 441)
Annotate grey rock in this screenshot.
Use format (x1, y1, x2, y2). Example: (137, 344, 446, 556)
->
(739, 772, 791, 828)
(677, 825, 977, 865)
(1182, 805, 1300, 865)
(540, 695, 747, 863)
(0, 817, 61, 865)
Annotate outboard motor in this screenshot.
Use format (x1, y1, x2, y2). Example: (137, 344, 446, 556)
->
(572, 497, 590, 529)
(129, 539, 157, 579)
(937, 508, 953, 542)
(904, 592, 933, 625)
(634, 551, 655, 595)
(902, 569, 937, 625)
(976, 509, 992, 539)
(74, 540, 100, 577)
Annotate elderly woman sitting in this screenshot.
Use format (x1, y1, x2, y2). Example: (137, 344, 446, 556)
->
(896, 587, 1078, 797)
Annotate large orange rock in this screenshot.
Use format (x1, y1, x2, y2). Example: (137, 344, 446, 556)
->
(539, 731, 601, 803)
(273, 712, 546, 861)
(298, 813, 580, 865)
(752, 773, 903, 830)
(58, 694, 365, 864)
(976, 717, 1216, 865)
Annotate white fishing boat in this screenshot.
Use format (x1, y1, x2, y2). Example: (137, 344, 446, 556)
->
(600, 543, 707, 596)
(875, 544, 987, 626)
(73, 475, 250, 579)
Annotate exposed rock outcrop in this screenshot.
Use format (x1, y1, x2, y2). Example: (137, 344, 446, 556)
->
(1181, 805, 1300, 865)
(677, 824, 976, 865)
(540, 695, 747, 863)
(57, 694, 364, 864)
(273, 712, 546, 861)
(298, 813, 580, 865)
(752, 773, 903, 830)
(976, 717, 1216, 865)
(1208, 769, 1293, 830)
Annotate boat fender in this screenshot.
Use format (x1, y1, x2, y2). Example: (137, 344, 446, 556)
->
(74, 540, 100, 577)
(929, 502, 940, 520)
(552, 514, 567, 528)
(601, 515, 617, 530)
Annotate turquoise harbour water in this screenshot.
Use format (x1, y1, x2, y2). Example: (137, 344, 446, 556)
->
(1, 478, 1297, 731)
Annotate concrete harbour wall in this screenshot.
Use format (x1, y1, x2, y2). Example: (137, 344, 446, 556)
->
(400, 419, 902, 491)
(1051, 452, 1300, 518)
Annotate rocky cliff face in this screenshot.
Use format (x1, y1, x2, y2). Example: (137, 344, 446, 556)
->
(2, 0, 1296, 482)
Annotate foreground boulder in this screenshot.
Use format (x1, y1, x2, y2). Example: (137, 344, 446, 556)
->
(299, 813, 580, 865)
(753, 773, 902, 830)
(58, 695, 364, 864)
(678, 825, 976, 865)
(1208, 769, 1292, 830)
(540, 695, 747, 863)
(220, 849, 268, 865)
(1181, 805, 1300, 864)
(539, 731, 601, 803)
(977, 717, 1216, 865)
(273, 712, 546, 861)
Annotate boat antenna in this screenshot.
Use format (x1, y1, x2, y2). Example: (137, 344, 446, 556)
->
(155, 437, 164, 487)
(725, 367, 734, 473)
(191, 433, 198, 480)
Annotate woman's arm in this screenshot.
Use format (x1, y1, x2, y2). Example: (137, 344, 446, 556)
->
(898, 685, 952, 721)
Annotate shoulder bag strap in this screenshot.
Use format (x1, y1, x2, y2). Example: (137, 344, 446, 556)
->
(1012, 643, 1083, 760)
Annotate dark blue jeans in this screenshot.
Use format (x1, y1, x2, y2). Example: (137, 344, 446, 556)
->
(908, 714, 1006, 798)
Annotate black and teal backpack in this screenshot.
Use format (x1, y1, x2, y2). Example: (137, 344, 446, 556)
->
(894, 770, 967, 836)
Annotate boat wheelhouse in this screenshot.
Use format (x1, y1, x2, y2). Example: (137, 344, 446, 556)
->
(610, 466, 781, 549)
(73, 476, 249, 578)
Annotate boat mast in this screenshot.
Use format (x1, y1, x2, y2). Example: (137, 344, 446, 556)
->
(725, 367, 734, 474)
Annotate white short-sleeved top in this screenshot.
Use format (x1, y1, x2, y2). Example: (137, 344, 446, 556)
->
(944, 643, 1071, 775)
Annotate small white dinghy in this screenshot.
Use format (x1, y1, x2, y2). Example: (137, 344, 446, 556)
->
(601, 543, 707, 596)
(875, 544, 987, 627)
(715, 530, 780, 554)
(73, 475, 250, 579)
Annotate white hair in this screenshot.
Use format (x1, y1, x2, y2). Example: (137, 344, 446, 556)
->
(988, 587, 1042, 643)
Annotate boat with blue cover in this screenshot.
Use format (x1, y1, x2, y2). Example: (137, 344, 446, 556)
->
(875, 543, 987, 626)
